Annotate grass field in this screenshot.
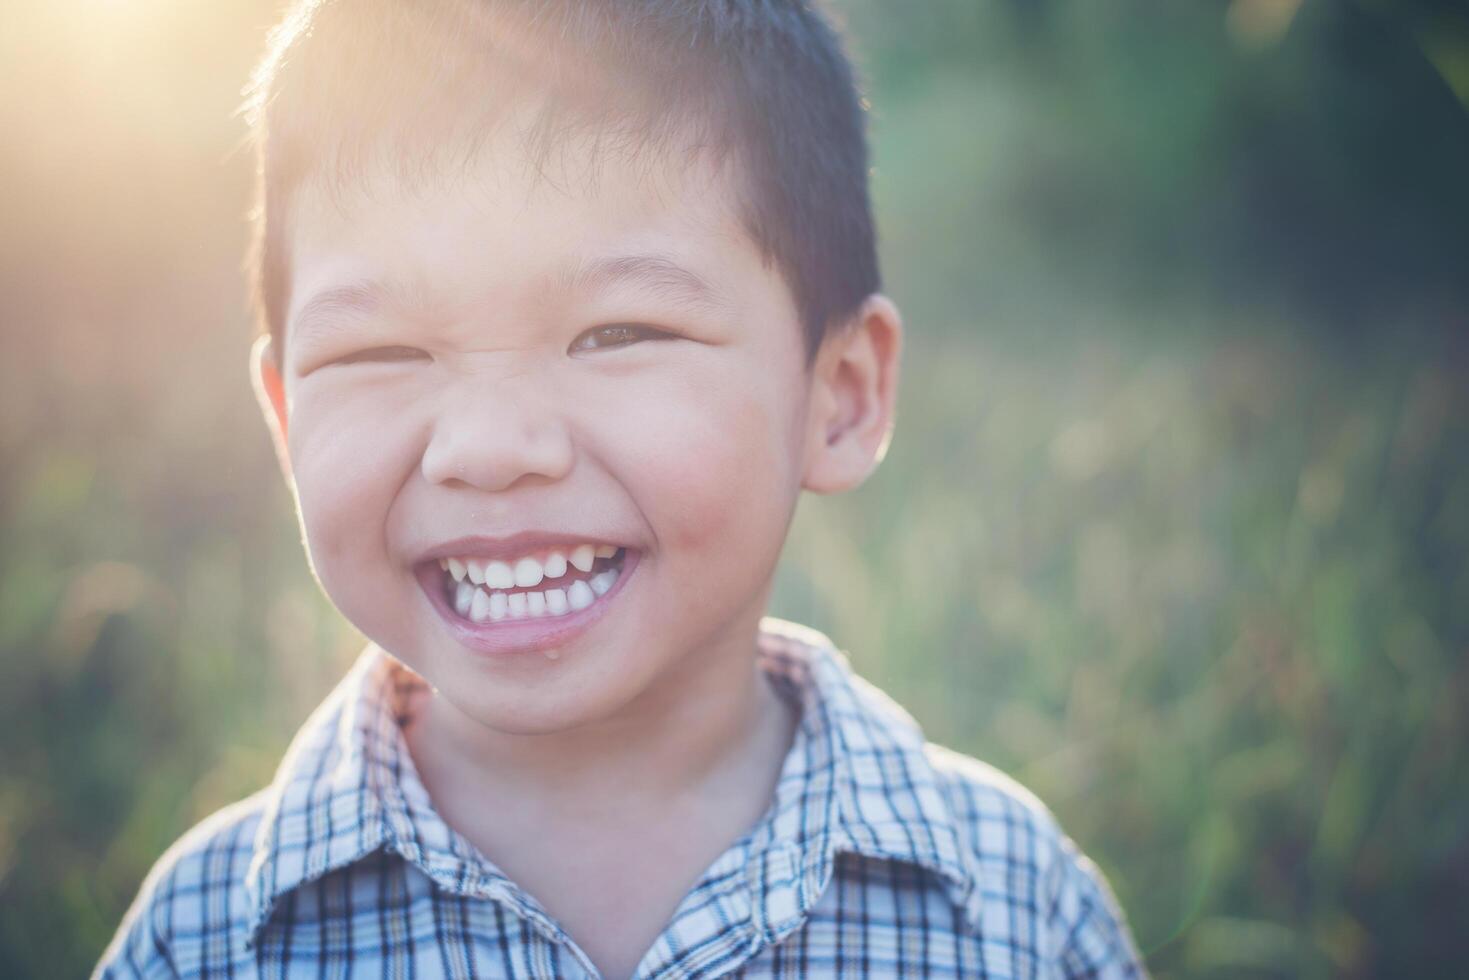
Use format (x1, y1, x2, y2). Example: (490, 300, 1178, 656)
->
(2, 1, 1466, 975)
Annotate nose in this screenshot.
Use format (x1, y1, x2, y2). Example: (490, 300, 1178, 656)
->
(420, 376, 575, 493)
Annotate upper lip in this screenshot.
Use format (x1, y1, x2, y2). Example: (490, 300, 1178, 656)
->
(417, 531, 634, 564)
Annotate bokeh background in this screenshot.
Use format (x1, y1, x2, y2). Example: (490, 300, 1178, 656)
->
(3, 1, 1467, 976)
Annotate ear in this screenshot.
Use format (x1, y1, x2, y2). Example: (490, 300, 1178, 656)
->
(250, 333, 292, 481)
(801, 293, 903, 494)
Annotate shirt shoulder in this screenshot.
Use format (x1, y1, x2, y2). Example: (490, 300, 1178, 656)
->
(92, 790, 271, 979)
(924, 740, 1064, 862)
(923, 741, 1148, 978)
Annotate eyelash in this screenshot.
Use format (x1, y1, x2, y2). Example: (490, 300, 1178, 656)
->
(568, 323, 671, 352)
(323, 324, 672, 368)
(330, 345, 430, 366)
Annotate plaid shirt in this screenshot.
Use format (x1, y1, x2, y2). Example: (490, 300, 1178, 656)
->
(96, 617, 1146, 978)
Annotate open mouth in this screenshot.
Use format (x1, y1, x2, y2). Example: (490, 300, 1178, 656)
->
(435, 543, 630, 624)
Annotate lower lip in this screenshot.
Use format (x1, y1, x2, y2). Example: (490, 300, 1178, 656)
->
(416, 551, 640, 658)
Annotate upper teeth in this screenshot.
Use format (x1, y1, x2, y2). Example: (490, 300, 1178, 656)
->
(440, 544, 621, 586)
(514, 557, 542, 587)
(570, 544, 595, 573)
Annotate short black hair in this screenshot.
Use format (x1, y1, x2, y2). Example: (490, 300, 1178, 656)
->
(244, 0, 880, 365)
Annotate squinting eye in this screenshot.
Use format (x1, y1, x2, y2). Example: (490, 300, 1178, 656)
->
(330, 345, 430, 366)
(568, 323, 670, 353)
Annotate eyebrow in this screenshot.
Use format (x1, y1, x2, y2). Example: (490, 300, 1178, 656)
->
(558, 253, 731, 318)
(289, 253, 730, 347)
(288, 279, 402, 349)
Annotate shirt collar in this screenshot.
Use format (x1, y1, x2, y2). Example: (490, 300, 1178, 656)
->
(243, 618, 980, 946)
(750, 618, 979, 941)
(241, 647, 573, 946)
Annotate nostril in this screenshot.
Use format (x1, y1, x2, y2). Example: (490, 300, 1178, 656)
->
(420, 412, 575, 493)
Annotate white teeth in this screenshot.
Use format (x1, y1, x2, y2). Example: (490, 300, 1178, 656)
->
(588, 568, 617, 596)
(569, 544, 595, 573)
(484, 560, 515, 589)
(469, 588, 492, 623)
(447, 543, 631, 625)
(567, 579, 594, 610)
(445, 544, 620, 585)
(513, 557, 544, 587)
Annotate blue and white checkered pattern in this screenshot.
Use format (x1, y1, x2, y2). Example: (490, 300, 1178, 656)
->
(95, 617, 1146, 978)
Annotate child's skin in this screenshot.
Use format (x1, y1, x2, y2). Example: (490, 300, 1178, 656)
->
(251, 114, 902, 978)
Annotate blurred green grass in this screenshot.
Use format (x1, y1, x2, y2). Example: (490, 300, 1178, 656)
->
(776, 326, 1468, 977)
(2, 1, 1467, 977)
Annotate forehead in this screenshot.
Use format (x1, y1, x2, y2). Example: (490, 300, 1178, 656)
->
(282, 118, 783, 341)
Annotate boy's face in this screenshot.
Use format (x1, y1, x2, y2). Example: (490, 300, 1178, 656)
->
(256, 121, 897, 735)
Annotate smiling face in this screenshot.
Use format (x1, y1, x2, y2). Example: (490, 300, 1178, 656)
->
(256, 122, 853, 734)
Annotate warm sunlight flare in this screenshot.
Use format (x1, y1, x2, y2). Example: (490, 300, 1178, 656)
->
(5, 1, 1467, 977)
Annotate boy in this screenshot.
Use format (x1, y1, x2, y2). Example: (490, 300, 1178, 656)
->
(97, 0, 1145, 976)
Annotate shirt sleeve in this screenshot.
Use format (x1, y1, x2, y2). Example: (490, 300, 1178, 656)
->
(1045, 832, 1148, 979)
(91, 793, 268, 979)
(91, 834, 196, 980)
(91, 865, 181, 979)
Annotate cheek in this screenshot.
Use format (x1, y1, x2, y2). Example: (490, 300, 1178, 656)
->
(608, 364, 807, 561)
(287, 383, 421, 572)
